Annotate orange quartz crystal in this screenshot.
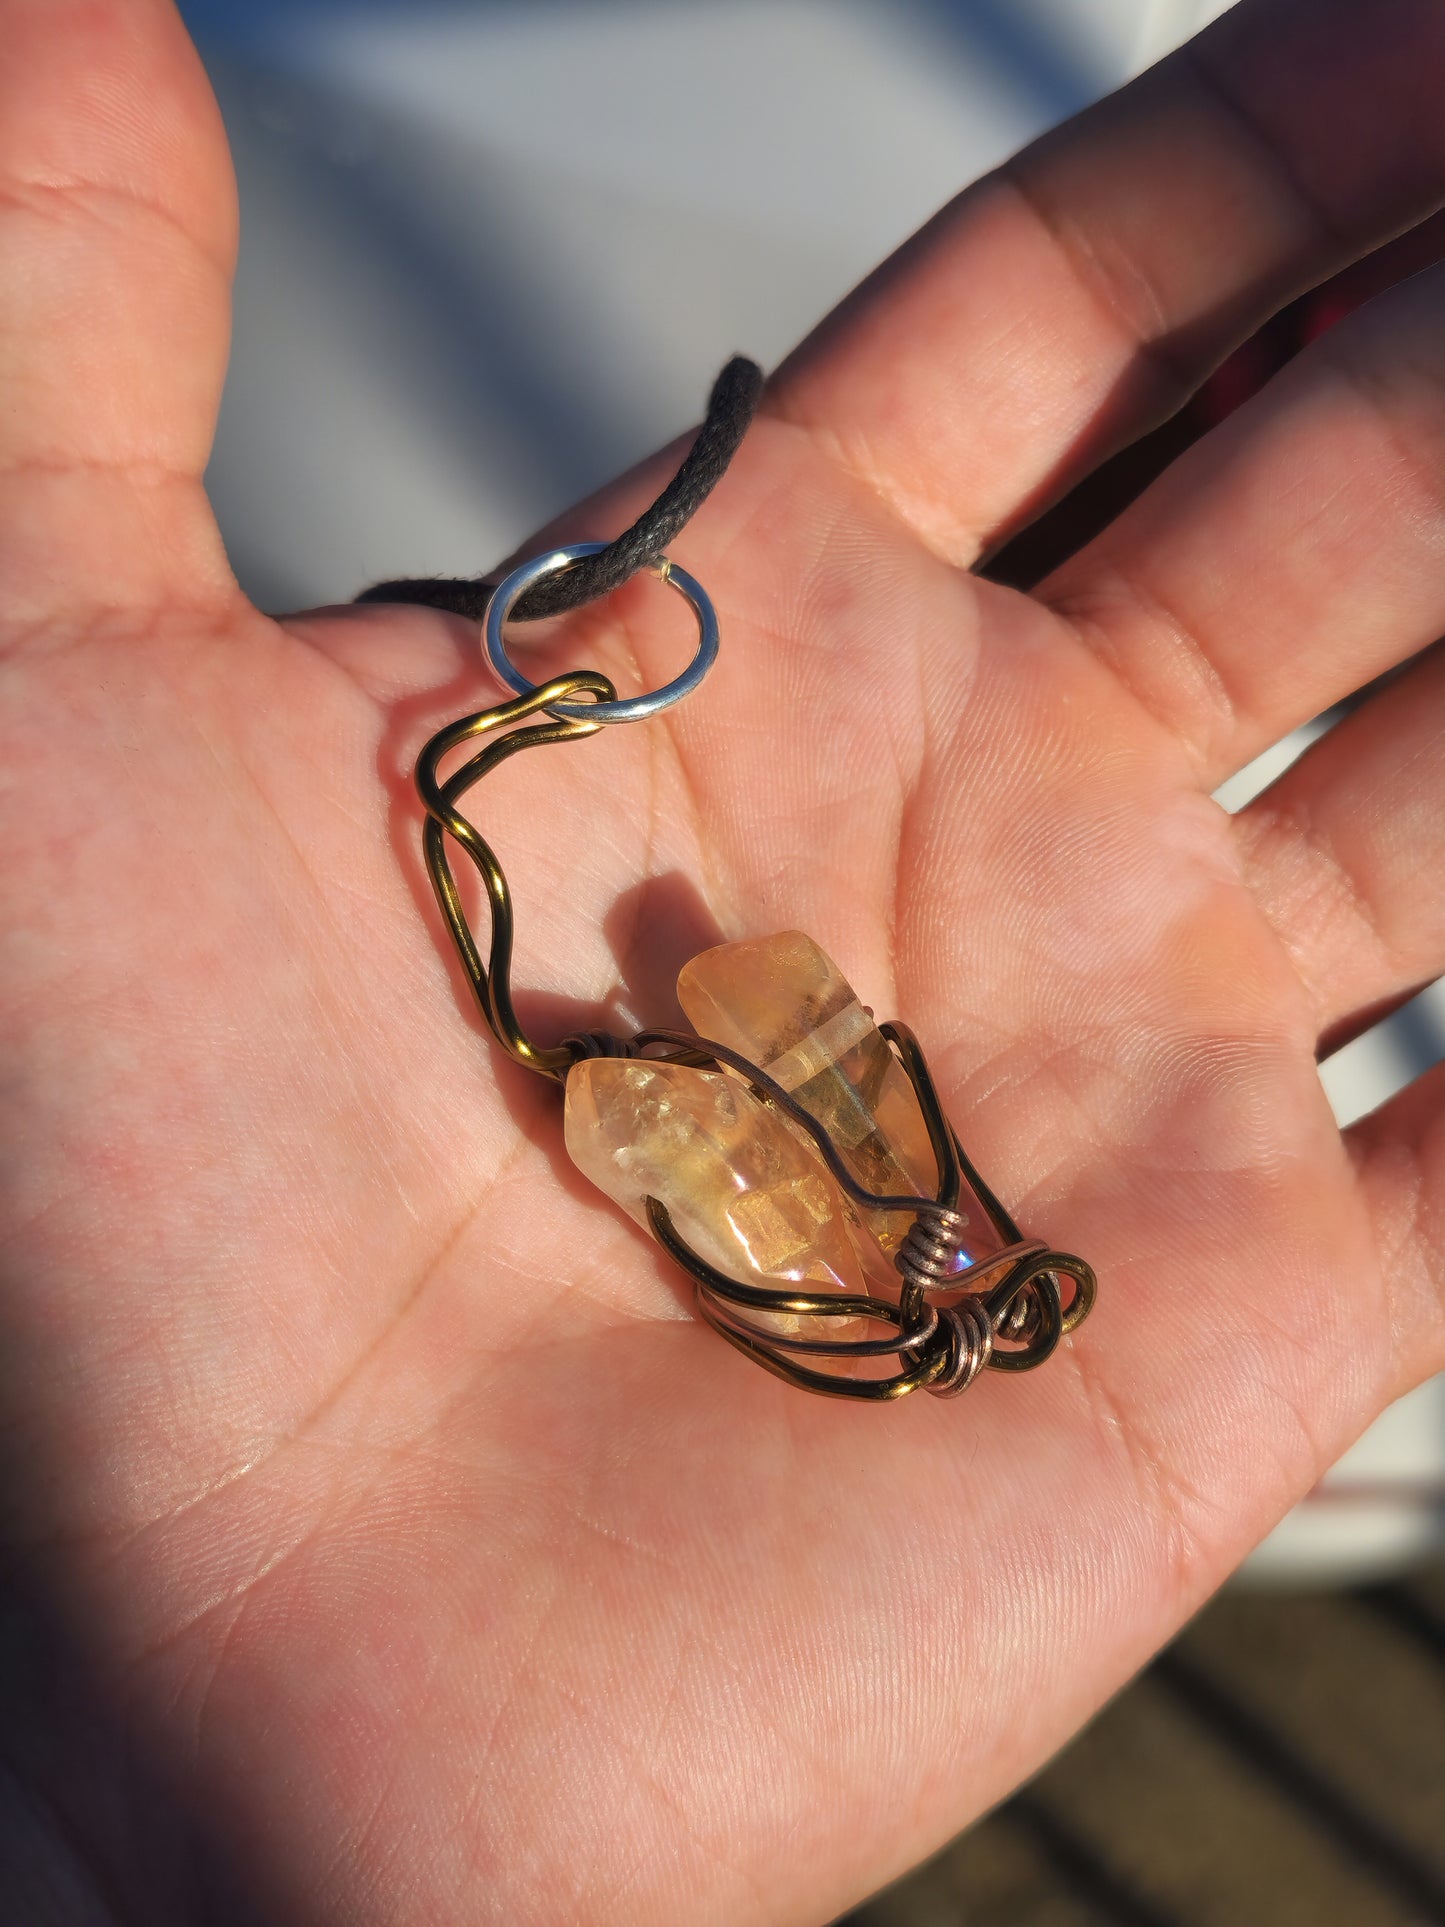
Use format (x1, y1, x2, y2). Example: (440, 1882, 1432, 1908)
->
(564, 1057, 867, 1335)
(677, 930, 1001, 1266)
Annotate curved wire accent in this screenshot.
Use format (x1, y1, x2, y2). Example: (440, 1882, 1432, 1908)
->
(416, 672, 617, 1081)
(416, 686, 1096, 1402)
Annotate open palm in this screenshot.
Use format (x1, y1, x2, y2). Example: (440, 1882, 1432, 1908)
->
(3, 2, 1444, 1920)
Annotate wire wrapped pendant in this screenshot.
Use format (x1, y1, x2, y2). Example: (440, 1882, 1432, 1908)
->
(416, 542, 1095, 1403)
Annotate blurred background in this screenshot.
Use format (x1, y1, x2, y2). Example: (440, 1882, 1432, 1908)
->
(177, 1, 1445, 1917)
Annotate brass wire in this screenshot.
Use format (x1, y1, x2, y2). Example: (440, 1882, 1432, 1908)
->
(416, 683, 1096, 1403)
(417, 672, 616, 1080)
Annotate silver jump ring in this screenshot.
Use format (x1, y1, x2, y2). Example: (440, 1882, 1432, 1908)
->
(484, 541, 719, 726)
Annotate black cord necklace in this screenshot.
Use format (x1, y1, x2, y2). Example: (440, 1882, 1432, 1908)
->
(366, 358, 1095, 1404)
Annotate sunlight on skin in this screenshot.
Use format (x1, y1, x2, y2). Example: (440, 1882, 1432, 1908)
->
(0, 0, 1442, 1920)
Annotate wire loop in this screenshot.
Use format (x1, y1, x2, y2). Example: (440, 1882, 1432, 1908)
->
(484, 542, 720, 725)
(416, 671, 618, 1080)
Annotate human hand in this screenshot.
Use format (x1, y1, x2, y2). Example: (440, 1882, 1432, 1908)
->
(2, 1, 1442, 1919)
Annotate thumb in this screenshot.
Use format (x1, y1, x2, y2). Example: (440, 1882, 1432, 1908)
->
(0, 0, 238, 630)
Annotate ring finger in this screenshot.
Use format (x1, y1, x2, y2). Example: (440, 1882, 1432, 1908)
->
(1042, 258, 1445, 787)
(1234, 641, 1445, 1046)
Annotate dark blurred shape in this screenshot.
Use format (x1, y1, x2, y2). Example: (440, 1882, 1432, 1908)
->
(849, 1556, 1445, 1926)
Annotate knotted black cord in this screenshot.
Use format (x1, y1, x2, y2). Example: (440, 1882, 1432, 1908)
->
(356, 355, 763, 622)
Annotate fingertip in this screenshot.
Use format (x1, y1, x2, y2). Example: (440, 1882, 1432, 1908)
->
(0, 0, 236, 270)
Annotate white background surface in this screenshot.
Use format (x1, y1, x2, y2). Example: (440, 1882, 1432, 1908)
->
(179, 0, 1443, 1581)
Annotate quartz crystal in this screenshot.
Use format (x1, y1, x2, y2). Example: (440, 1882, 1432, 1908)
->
(677, 930, 1001, 1266)
(564, 1057, 867, 1335)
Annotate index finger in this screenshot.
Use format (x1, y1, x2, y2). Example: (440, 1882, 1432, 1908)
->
(769, 0, 1445, 567)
